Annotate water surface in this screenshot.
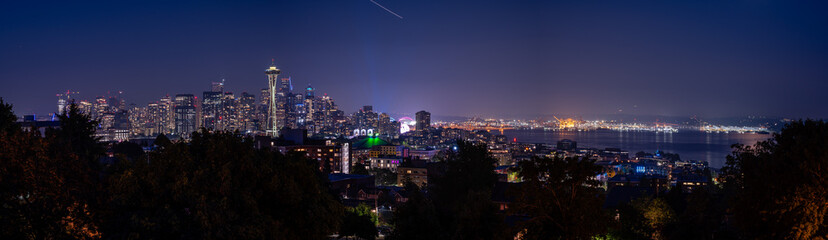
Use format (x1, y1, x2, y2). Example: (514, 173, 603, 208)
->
(503, 129, 770, 168)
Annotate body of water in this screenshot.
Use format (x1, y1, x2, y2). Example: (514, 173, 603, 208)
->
(503, 129, 771, 168)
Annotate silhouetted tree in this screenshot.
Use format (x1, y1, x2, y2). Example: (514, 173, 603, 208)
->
(102, 130, 344, 239)
(388, 184, 442, 240)
(0, 103, 104, 239)
(352, 162, 370, 175)
(112, 141, 145, 162)
(154, 133, 171, 149)
(618, 196, 675, 240)
(663, 187, 734, 240)
(390, 140, 506, 239)
(340, 203, 378, 240)
(373, 168, 397, 186)
(429, 140, 505, 239)
(721, 120, 828, 239)
(0, 98, 18, 134)
(508, 156, 609, 239)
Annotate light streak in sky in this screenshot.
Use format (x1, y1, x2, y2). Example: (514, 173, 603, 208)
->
(369, 0, 403, 19)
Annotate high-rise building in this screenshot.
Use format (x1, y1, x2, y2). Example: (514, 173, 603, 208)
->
(293, 93, 306, 129)
(265, 62, 282, 137)
(257, 88, 269, 132)
(378, 113, 400, 138)
(416, 110, 431, 131)
(202, 91, 223, 130)
(304, 85, 318, 134)
(94, 97, 108, 120)
(174, 94, 197, 138)
(78, 100, 94, 116)
(57, 98, 67, 115)
(159, 96, 174, 134)
(146, 102, 162, 136)
(238, 92, 257, 132)
(56, 90, 78, 115)
(220, 92, 237, 130)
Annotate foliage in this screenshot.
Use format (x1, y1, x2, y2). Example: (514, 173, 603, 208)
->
(153, 134, 171, 149)
(111, 141, 145, 162)
(616, 196, 675, 240)
(387, 184, 442, 240)
(391, 140, 505, 239)
(659, 185, 735, 240)
(0, 102, 104, 239)
(102, 130, 344, 239)
(721, 120, 828, 239)
(509, 156, 609, 240)
(352, 162, 370, 175)
(340, 203, 378, 240)
(372, 168, 397, 186)
(0, 98, 18, 133)
(0, 101, 350, 239)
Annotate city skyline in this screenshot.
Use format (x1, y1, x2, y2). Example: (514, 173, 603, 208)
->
(3, 1, 828, 118)
(3, 1, 827, 238)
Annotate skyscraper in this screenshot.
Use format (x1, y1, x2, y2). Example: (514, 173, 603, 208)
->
(265, 62, 281, 137)
(304, 85, 317, 134)
(238, 92, 257, 132)
(220, 92, 237, 130)
(416, 110, 431, 131)
(57, 98, 67, 115)
(174, 94, 197, 138)
(159, 96, 174, 134)
(202, 91, 223, 130)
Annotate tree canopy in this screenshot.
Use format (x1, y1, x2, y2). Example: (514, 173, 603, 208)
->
(391, 140, 505, 240)
(103, 130, 343, 239)
(721, 119, 828, 239)
(0, 102, 103, 239)
(509, 156, 609, 240)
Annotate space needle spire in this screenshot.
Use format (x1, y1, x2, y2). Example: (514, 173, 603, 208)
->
(265, 60, 282, 137)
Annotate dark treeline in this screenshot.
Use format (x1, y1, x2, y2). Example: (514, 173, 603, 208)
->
(1, 98, 826, 239)
(0, 101, 343, 239)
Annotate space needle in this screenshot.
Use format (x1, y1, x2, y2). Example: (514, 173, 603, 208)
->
(265, 60, 281, 137)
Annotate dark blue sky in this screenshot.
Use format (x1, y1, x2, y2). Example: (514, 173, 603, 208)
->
(1, 0, 827, 118)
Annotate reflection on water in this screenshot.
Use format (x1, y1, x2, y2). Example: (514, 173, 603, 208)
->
(504, 129, 770, 168)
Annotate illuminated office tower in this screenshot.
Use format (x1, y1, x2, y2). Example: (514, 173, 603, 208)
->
(257, 88, 269, 131)
(288, 92, 303, 129)
(316, 94, 338, 132)
(378, 113, 400, 138)
(238, 92, 257, 132)
(55, 90, 77, 115)
(57, 98, 67, 115)
(416, 110, 431, 131)
(174, 94, 197, 138)
(220, 92, 237, 130)
(94, 97, 108, 119)
(265, 61, 282, 137)
(304, 85, 317, 133)
(278, 77, 293, 129)
(146, 102, 162, 136)
(202, 91, 223, 130)
(159, 96, 174, 134)
(78, 100, 94, 116)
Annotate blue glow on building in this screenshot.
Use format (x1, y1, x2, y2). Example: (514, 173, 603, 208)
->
(636, 166, 646, 173)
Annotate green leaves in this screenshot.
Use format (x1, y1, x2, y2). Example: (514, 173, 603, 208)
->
(340, 203, 379, 240)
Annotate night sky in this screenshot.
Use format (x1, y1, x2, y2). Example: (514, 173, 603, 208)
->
(2, 0, 827, 118)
